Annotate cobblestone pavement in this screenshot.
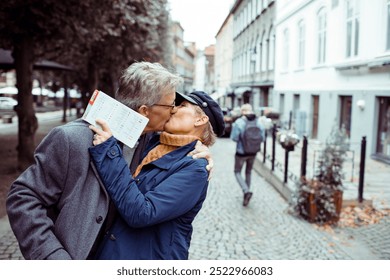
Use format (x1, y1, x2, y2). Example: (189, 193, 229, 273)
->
(188, 138, 390, 260)
(0, 136, 389, 260)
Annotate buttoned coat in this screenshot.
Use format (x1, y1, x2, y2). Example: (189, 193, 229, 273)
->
(89, 135, 209, 260)
(6, 119, 110, 259)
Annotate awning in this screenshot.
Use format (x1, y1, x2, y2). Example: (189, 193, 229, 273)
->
(209, 91, 227, 101)
(0, 86, 81, 97)
(233, 87, 252, 98)
(234, 87, 252, 95)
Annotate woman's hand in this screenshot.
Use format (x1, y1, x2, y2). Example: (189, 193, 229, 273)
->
(188, 140, 214, 181)
(89, 118, 113, 146)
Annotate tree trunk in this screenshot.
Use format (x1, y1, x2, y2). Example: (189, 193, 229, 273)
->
(80, 59, 98, 110)
(62, 74, 69, 122)
(13, 37, 38, 171)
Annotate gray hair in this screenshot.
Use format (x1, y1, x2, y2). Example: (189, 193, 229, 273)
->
(116, 62, 183, 110)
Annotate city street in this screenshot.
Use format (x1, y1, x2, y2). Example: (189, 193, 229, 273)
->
(0, 117, 389, 260)
(189, 138, 390, 260)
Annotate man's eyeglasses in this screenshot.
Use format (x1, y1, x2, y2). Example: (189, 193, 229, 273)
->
(152, 102, 176, 110)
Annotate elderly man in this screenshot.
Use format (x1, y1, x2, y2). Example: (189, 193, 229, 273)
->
(6, 62, 211, 259)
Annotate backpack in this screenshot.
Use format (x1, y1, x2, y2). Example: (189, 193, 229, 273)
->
(240, 117, 263, 155)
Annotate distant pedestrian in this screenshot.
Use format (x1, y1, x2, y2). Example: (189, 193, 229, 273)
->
(230, 103, 265, 206)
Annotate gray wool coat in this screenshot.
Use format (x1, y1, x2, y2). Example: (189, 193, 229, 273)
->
(6, 119, 110, 260)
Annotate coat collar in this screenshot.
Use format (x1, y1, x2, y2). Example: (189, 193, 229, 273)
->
(145, 140, 198, 170)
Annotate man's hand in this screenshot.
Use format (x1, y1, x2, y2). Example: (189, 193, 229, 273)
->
(188, 140, 214, 181)
(89, 118, 113, 146)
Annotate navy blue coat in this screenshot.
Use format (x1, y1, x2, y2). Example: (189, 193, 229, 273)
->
(88, 135, 209, 259)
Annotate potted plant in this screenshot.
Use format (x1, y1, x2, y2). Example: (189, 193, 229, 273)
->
(277, 130, 300, 151)
(292, 125, 349, 225)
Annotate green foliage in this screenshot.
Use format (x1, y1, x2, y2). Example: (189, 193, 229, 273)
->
(315, 125, 349, 188)
(0, 0, 172, 169)
(0, 0, 172, 93)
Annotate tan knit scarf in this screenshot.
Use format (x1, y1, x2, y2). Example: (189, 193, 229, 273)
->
(133, 132, 200, 177)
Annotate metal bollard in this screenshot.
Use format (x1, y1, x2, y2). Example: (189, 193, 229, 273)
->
(358, 136, 366, 203)
(263, 130, 267, 163)
(272, 124, 276, 171)
(300, 136, 308, 179)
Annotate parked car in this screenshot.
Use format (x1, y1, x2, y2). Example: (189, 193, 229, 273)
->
(0, 97, 17, 110)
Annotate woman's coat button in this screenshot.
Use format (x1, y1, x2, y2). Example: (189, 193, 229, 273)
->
(96, 216, 103, 223)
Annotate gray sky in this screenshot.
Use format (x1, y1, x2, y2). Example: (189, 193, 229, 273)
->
(168, 0, 234, 49)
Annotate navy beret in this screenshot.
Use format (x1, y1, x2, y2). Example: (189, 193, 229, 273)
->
(176, 91, 225, 137)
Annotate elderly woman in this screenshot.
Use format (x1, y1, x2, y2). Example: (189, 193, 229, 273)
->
(89, 91, 225, 260)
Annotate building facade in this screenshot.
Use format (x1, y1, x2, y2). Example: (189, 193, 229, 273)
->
(215, 13, 234, 108)
(274, 0, 390, 162)
(171, 21, 196, 93)
(230, 0, 276, 112)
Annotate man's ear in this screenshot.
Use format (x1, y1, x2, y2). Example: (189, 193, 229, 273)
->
(138, 105, 149, 117)
(195, 115, 209, 127)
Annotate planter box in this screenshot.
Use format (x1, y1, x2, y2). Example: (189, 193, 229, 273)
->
(300, 189, 343, 225)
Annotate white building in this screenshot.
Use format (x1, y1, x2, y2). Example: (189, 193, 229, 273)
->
(215, 13, 234, 108)
(194, 50, 207, 91)
(274, 0, 390, 163)
(230, 0, 276, 112)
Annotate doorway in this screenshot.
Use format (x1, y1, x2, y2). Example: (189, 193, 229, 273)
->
(376, 97, 390, 160)
(311, 95, 319, 139)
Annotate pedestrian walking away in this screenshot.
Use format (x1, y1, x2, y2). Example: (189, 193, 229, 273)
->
(230, 103, 265, 207)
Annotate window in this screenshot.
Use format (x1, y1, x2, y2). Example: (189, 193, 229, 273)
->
(279, 93, 285, 117)
(256, 37, 261, 72)
(268, 28, 275, 70)
(339, 96, 352, 137)
(259, 0, 263, 12)
(376, 97, 390, 157)
(317, 8, 327, 64)
(250, 46, 257, 74)
(247, 3, 251, 25)
(345, 0, 359, 57)
(256, 0, 261, 14)
(261, 32, 268, 71)
(283, 28, 289, 70)
(298, 20, 306, 68)
(293, 94, 300, 126)
(387, 0, 390, 50)
(252, 0, 256, 20)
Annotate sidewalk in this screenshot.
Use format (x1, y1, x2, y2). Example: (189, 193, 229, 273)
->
(2, 137, 389, 260)
(1, 117, 389, 260)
